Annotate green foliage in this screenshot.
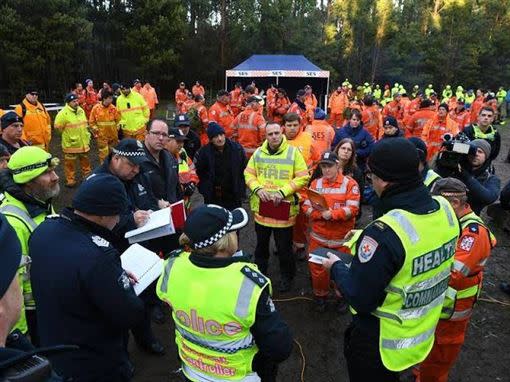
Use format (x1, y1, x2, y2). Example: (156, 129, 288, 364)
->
(0, 0, 509, 104)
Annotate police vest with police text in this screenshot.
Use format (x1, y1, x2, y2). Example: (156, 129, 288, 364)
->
(157, 252, 270, 382)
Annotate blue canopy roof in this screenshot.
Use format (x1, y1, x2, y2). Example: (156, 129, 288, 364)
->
(231, 55, 323, 72)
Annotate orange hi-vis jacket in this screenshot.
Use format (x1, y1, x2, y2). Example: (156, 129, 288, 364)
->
(16, 99, 51, 148)
(470, 96, 484, 123)
(405, 107, 436, 138)
(304, 94, 318, 112)
(175, 89, 188, 113)
(361, 105, 381, 139)
(181, 99, 196, 113)
(208, 101, 235, 139)
(140, 86, 159, 110)
(271, 97, 291, 125)
(405, 98, 421, 119)
(421, 115, 459, 160)
(448, 210, 496, 324)
(400, 96, 411, 119)
(302, 173, 360, 247)
(229, 88, 243, 116)
(286, 130, 320, 170)
(449, 108, 470, 131)
(82, 87, 98, 119)
(382, 100, 402, 122)
(305, 120, 335, 157)
(192, 85, 205, 97)
(88, 103, 120, 140)
(288, 102, 311, 130)
(266, 88, 277, 116)
(328, 91, 349, 115)
(232, 108, 266, 157)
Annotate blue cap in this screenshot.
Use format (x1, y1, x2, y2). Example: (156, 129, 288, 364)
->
(0, 214, 22, 299)
(73, 173, 128, 216)
(175, 114, 190, 127)
(65, 93, 79, 103)
(314, 108, 326, 120)
(1, 111, 23, 129)
(207, 122, 225, 139)
(112, 139, 149, 165)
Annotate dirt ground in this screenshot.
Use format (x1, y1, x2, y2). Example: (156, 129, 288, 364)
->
(47, 105, 510, 382)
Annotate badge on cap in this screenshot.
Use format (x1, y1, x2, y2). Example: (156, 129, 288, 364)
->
(358, 236, 378, 263)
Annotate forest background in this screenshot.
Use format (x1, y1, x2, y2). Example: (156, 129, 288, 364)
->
(1, 0, 509, 104)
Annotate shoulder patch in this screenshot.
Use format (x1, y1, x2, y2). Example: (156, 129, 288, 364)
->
(358, 235, 379, 263)
(459, 236, 475, 252)
(91, 235, 110, 248)
(241, 265, 268, 288)
(467, 223, 479, 234)
(351, 185, 360, 195)
(118, 271, 131, 290)
(166, 249, 183, 259)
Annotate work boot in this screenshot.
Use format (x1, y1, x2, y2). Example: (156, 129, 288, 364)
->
(278, 277, 293, 293)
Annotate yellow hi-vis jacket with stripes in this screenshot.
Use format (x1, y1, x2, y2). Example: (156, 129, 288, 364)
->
(54, 104, 91, 154)
(116, 91, 150, 135)
(244, 136, 309, 228)
(157, 252, 270, 381)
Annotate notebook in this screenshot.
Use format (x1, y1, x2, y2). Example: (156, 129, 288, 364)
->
(308, 247, 353, 266)
(120, 244, 164, 295)
(125, 207, 175, 244)
(170, 200, 186, 231)
(306, 188, 328, 209)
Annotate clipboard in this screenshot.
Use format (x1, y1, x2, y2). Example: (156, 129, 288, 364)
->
(259, 200, 291, 220)
(306, 188, 328, 209)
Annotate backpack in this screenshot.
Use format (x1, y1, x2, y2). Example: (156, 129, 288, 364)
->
(19, 101, 47, 118)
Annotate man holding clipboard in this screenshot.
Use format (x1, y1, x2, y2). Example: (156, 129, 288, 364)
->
(244, 122, 309, 292)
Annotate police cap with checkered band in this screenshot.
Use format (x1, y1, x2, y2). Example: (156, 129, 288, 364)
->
(112, 138, 149, 165)
(184, 204, 249, 249)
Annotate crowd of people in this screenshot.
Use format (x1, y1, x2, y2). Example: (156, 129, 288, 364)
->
(0, 77, 509, 382)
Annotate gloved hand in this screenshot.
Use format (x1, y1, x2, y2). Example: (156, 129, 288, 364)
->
(183, 182, 196, 196)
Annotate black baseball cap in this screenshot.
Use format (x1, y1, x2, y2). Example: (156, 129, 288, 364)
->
(319, 151, 339, 165)
(383, 116, 398, 128)
(65, 93, 79, 103)
(184, 204, 249, 249)
(168, 128, 188, 141)
(1, 111, 23, 129)
(174, 114, 190, 127)
(112, 139, 149, 165)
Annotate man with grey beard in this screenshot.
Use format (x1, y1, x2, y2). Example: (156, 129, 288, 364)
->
(0, 146, 60, 348)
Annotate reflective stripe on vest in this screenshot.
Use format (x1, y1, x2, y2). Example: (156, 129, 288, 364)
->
(310, 231, 346, 248)
(253, 146, 295, 166)
(381, 327, 436, 350)
(182, 364, 261, 382)
(315, 177, 348, 194)
(0, 205, 38, 231)
(424, 169, 441, 188)
(176, 325, 255, 354)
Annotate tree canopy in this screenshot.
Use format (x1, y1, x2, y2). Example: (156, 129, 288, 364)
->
(1, 0, 509, 103)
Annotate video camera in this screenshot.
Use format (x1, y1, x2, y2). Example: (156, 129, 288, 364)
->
(435, 132, 477, 171)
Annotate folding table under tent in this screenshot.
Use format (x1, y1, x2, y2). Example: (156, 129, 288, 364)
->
(225, 54, 330, 108)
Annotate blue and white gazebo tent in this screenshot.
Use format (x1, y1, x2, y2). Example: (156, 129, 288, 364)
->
(226, 54, 330, 108)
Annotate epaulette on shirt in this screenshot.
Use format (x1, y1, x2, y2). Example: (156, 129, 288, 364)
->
(241, 265, 268, 288)
(166, 249, 183, 260)
(371, 221, 388, 232)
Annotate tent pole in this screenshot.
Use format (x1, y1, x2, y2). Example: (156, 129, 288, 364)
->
(325, 75, 330, 110)
(276, 76, 279, 86)
(225, 74, 228, 90)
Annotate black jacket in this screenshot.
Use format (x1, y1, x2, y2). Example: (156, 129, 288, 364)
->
(141, 144, 181, 203)
(29, 208, 144, 382)
(184, 129, 201, 159)
(194, 139, 247, 203)
(501, 179, 510, 210)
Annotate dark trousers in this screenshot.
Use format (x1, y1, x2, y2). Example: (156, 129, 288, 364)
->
(26, 309, 40, 347)
(254, 223, 295, 280)
(344, 322, 399, 382)
(131, 280, 159, 344)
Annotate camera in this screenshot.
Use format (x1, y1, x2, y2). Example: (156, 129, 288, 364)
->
(436, 132, 477, 171)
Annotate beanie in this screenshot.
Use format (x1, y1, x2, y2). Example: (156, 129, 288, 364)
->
(368, 138, 421, 183)
(207, 122, 225, 139)
(408, 137, 428, 163)
(470, 139, 491, 159)
(314, 108, 326, 120)
(72, 173, 128, 216)
(8, 146, 58, 184)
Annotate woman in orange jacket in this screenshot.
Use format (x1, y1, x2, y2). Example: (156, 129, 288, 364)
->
(303, 151, 360, 312)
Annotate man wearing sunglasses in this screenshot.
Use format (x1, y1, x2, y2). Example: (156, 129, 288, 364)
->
(14, 86, 52, 152)
(0, 146, 60, 349)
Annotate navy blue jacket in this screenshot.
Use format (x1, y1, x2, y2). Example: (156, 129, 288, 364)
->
(29, 209, 144, 382)
(184, 129, 201, 160)
(94, 156, 158, 235)
(332, 123, 375, 168)
(330, 183, 439, 334)
(194, 139, 247, 204)
(457, 161, 501, 214)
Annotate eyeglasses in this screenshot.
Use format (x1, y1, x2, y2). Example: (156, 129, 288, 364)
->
(29, 92, 39, 96)
(149, 131, 169, 139)
(18, 256, 32, 270)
